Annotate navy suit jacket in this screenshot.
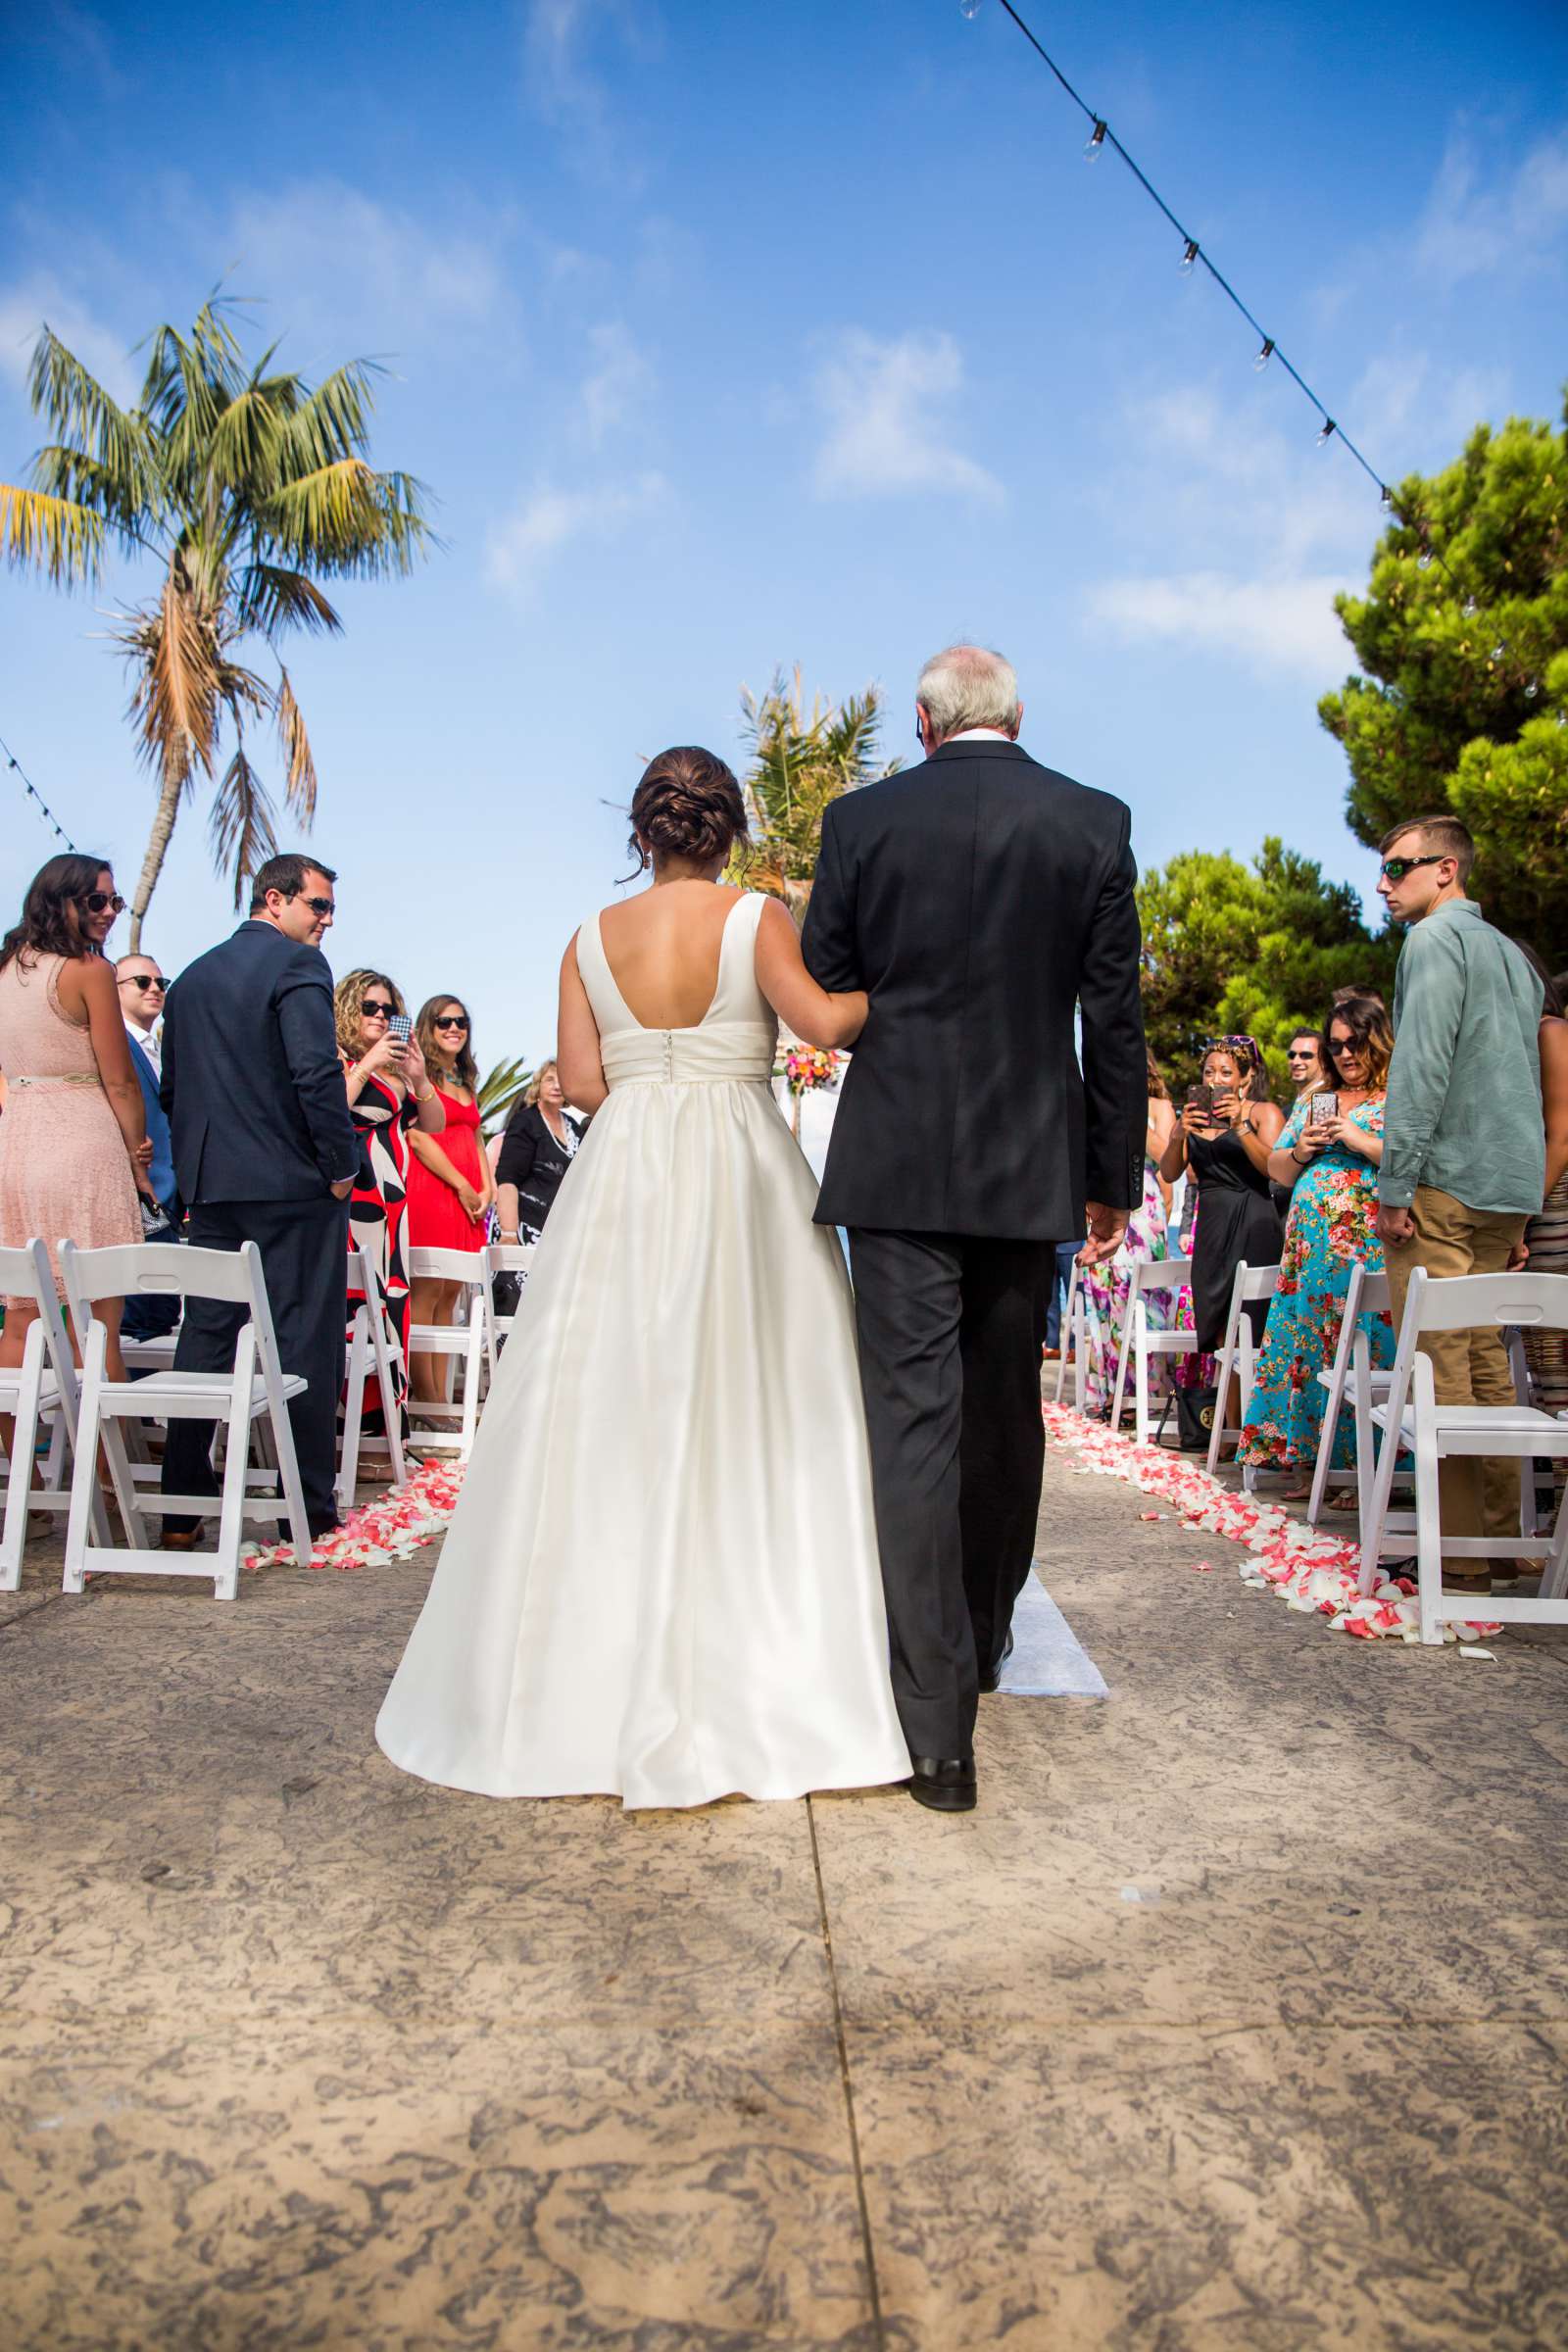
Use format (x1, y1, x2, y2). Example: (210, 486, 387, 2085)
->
(802, 740, 1147, 1241)
(160, 921, 360, 1204)
(125, 1032, 176, 1215)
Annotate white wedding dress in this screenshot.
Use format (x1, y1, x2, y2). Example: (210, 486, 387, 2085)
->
(375, 891, 910, 1808)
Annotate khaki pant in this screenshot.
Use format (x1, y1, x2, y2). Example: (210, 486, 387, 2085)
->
(1383, 1186, 1529, 1567)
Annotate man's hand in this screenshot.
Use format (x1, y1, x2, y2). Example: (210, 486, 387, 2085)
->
(1507, 1238, 1531, 1271)
(330, 1176, 354, 1200)
(1078, 1201, 1130, 1268)
(1376, 1202, 1415, 1249)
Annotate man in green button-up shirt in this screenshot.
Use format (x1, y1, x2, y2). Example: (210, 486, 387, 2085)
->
(1374, 814, 1545, 1592)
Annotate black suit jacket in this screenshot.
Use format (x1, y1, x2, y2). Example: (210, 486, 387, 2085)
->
(801, 740, 1146, 1240)
(160, 921, 361, 1204)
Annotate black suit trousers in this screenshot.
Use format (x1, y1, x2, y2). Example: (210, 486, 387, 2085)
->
(847, 1229, 1057, 1760)
(161, 1196, 350, 1534)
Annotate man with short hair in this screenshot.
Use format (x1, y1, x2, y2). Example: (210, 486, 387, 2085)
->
(159, 855, 361, 1544)
(1374, 814, 1545, 1593)
(1285, 1029, 1325, 1102)
(116, 954, 180, 1343)
(804, 643, 1146, 1810)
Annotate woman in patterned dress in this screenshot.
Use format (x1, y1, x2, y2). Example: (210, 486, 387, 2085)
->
(1239, 995, 1396, 1498)
(334, 970, 445, 1437)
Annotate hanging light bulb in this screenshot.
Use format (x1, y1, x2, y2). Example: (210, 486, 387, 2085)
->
(1316, 417, 1337, 447)
(958, 0, 982, 16)
(1085, 120, 1107, 160)
(1462, 596, 1478, 618)
(1253, 339, 1275, 372)
(1379, 486, 1394, 509)
(1556, 710, 1567, 728)
(1524, 678, 1540, 699)
(1178, 239, 1199, 275)
(1417, 548, 1434, 570)
(1492, 639, 1508, 660)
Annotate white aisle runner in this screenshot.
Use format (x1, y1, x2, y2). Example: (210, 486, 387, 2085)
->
(997, 1569, 1109, 1697)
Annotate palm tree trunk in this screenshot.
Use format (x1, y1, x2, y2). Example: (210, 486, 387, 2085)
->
(127, 759, 184, 953)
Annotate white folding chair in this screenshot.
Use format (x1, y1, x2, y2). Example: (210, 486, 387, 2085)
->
(0, 1240, 114, 1590)
(1052, 1256, 1103, 1413)
(1108, 1256, 1197, 1446)
(1305, 1262, 1394, 1531)
(406, 1246, 493, 1458)
(336, 1242, 409, 1516)
(60, 1239, 313, 1600)
(1205, 1259, 1281, 1485)
(1357, 1267, 1568, 1642)
(484, 1241, 536, 1380)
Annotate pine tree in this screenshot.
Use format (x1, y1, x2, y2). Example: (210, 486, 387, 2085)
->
(1319, 392, 1568, 949)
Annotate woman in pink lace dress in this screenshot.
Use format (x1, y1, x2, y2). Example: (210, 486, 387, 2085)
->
(0, 856, 152, 1389)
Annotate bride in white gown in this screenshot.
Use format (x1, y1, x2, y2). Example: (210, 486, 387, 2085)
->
(375, 747, 910, 1808)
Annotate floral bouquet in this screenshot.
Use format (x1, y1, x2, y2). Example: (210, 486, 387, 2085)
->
(780, 1044, 841, 1098)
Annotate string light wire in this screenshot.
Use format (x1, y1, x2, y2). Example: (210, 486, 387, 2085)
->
(0, 727, 80, 853)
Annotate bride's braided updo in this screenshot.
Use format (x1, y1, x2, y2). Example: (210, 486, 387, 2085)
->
(628, 747, 749, 872)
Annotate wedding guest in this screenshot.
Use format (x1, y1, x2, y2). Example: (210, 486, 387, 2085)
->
(1286, 1029, 1327, 1102)
(1078, 1045, 1178, 1413)
(1158, 1035, 1283, 1447)
(406, 993, 493, 1404)
(495, 1059, 585, 1248)
(1514, 945, 1568, 1442)
(159, 854, 360, 1544)
(1240, 994, 1396, 1497)
(1374, 817, 1544, 1595)
(116, 953, 180, 1344)
(0, 856, 150, 1403)
(335, 969, 445, 1439)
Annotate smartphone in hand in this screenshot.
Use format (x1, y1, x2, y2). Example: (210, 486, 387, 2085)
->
(1308, 1090, 1339, 1126)
(386, 1012, 412, 1062)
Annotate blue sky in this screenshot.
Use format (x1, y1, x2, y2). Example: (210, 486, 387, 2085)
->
(3, 0, 1566, 1062)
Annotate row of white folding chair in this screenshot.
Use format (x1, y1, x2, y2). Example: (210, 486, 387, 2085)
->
(1204, 1261, 1281, 1486)
(1052, 1257, 1104, 1414)
(1108, 1256, 1197, 1446)
(484, 1240, 536, 1376)
(335, 1243, 410, 1516)
(405, 1246, 493, 1459)
(0, 1241, 114, 1590)
(1304, 1260, 1395, 1532)
(61, 1239, 312, 1601)
(1357, 1267, 1568, 1642)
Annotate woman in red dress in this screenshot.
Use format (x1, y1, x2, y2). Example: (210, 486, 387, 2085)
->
(405, 993, 494, 1404)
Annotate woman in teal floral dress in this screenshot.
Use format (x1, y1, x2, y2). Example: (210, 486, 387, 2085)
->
(1239, 996, 1396, 1495)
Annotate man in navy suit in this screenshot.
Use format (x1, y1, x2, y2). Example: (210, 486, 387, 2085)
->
(159, 854, 361, 1542)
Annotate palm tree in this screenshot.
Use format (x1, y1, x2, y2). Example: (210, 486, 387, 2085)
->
(0, 299, 431, 945)
(729, 667, 896, 914)
(477, 1054, 535, 1140)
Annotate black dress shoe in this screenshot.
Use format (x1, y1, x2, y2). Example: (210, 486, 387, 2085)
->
(906, 1755, 977, 1812)
(307, 1513, 343, 1541)
(978, 1629, 1014, 1695)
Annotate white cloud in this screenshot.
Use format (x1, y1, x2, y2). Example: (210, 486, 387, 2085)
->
(521, 0, 662, 182)
(1087, 570, 1353, 679)
(1414, 125, 1568, 280)
(0, 277, 138, 405)
(810, 329, 1002, 505)
(484, 469, 670, 591)
(578, 321, 652, 447)
(225, 180, 509, 354)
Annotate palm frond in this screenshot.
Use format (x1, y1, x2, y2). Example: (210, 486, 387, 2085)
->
(0, 481, 107, 584)
(283, 361, 384, 470)
(273, 665, 318, 821)
(233, 562, 342, 639)
(25, 326, 153, 490)
(26, 443, 158, 548)
(260, 458, 432, 573)
(478, 1054, 535, 1138)
(208, 736, 279, 906)
(209, 380, 285, 491)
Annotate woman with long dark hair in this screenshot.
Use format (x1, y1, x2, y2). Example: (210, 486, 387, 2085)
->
(405, 993, 493, 1404)
(0, 853, 152, 1396)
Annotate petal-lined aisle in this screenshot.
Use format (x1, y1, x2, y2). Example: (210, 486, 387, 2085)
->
(243, 1458, 466, 1574)
(1042, 1398, 1502, 1644)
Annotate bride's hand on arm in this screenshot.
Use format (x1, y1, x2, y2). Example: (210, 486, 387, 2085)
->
(557, 932, 609, 1113)
(755, 898, 867, 1047)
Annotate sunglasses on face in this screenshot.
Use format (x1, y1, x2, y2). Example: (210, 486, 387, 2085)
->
(80, 892, 126, 915)
(120, 972, 166, 992)
(1287, 1048, 1315, 1060)
(1379, 855, 1445, 883)
(361, 999, 395, 1019)
(433, 1015, 469, 1033)
(294, 895, 335, 917)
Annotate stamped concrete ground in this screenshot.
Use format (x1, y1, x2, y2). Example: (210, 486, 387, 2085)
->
(3, 1437, 1566, 2351)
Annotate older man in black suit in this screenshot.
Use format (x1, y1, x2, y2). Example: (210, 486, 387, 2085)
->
(804, 645, 1147, 1811)
(159, 853, 361, 1544)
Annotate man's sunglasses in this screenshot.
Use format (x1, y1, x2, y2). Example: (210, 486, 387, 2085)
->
(79, 891, 126, 914)
(362, 998, 396, 1019)
(120, 972, 166, 992)
(294, 895, 335, 916)
(1379, 855, 1446, 882)
(433, 1014, 469, 1032)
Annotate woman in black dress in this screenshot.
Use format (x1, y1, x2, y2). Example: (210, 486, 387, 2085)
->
(495, 1058, 585, 1248)
(1158, 1036, 1285, 1432)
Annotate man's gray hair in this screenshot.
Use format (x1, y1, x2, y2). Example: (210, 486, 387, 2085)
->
(916, 644, 1020, 743)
